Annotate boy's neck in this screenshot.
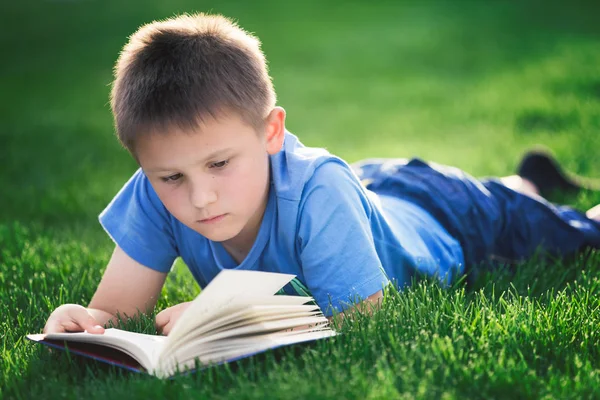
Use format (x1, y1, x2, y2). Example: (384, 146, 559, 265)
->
(221, 243, 249, 265)
(221, 212, 263, 264)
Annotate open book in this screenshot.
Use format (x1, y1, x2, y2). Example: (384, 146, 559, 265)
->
(26, 270, 336, 378)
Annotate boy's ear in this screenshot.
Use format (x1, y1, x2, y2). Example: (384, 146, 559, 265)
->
(264, 107, 286, 155)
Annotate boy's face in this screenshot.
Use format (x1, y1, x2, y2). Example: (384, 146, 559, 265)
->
(136, 109, 285, 257)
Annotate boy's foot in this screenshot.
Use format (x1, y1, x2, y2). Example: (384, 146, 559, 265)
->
(517, 148, 597, 198)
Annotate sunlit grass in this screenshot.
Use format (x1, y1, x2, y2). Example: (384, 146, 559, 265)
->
(2, 0, 600, 398)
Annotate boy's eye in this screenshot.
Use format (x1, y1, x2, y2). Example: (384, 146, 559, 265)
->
(209, 160, 229, 169)
(161, 173, 183, 183)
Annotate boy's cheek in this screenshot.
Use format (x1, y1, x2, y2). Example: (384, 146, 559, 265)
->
(155, 188, 187, 212)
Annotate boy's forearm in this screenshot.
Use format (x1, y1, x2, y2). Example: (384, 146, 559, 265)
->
(328, 290, 384, 327)
(87, 305, 157, 328)
(86, 308, 120, 327)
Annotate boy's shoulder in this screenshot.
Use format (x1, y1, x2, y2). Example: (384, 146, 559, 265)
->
(271, 131, 359, 202)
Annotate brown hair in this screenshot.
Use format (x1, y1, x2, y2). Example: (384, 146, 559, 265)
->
(110, 13, 276, 152)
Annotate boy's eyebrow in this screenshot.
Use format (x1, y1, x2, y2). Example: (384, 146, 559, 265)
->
(145, 148, 234, 173)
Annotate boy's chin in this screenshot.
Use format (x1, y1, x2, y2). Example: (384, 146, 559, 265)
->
(190, 222, 242, 242)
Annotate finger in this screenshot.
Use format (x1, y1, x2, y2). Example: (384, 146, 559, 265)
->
(161, 320, 175, 336)
(44, 318, 84, 334)
(155, 309, 170, 330)
(85, 324, 106, 334)
(43, 318, 64, 334)
(155, 317, 169, 335)
(155, 320, 165, 335)
(69, 306, 105, 334)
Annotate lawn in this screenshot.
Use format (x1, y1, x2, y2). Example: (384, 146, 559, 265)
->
(2, 0, 600, 398)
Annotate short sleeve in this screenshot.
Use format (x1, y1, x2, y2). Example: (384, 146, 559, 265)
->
(99, 169, 178, 272)
(297, 161, 389, 316)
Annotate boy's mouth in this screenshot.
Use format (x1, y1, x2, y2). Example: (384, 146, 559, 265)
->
(198, 214, 227, 224)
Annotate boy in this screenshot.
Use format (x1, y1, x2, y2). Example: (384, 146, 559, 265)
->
(44, 13, 600, 335)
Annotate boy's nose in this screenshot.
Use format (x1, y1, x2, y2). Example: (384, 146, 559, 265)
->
(189, 183, 217, 209)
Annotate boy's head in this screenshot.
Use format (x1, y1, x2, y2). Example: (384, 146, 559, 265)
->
(110, 13, 276, 154)
(110, 13, 285, 254)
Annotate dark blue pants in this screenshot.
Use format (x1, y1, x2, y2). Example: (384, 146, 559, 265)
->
(354, 158, 600, 267)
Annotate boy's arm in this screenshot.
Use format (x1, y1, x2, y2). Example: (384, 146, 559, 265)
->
(88, 245, 167, 321)
(328, 290, 383, 325)
(297, 162, 389, 317)
(285, 290, 382, 333)
(44, 245, 167, 333)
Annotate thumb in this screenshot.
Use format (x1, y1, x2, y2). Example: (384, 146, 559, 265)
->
(70, 306, 105, 334)
(155, 308, 171, 333)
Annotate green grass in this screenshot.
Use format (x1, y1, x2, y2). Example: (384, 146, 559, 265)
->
(2, 0, 600, 398)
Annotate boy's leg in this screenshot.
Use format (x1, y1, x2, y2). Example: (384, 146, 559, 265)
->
(515, 148, 600, 199)
(492, 149, 600, 261)
(481, 180, 600, 262)
(355, 156, 600, 267)
(505, 149, 600, 223)
(499, 175, 540, 198)
(502, 175, 600, 223)
(587, 204, 600, 222)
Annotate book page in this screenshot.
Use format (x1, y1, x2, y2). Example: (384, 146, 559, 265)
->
(166, 270, 295, 344)
(164, 311, 322, 356)
(173, 326, 332, 359)
(182, 315, 328, 346)
(189, 305, 321, 338)
(158, 329, 337, 378)
(27, 329, 167, 370)
(161, 315, 328, 370)
(164, 303, 320, 352)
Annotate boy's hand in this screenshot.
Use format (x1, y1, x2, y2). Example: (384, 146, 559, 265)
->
(43, 304, 106, 334)
(155, 301, 192, 335)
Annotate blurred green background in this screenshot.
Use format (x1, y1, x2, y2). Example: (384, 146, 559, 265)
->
(2, 0, 599, 230)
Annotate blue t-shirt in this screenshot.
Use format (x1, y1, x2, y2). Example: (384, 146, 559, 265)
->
(100, 131, 464, 316)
